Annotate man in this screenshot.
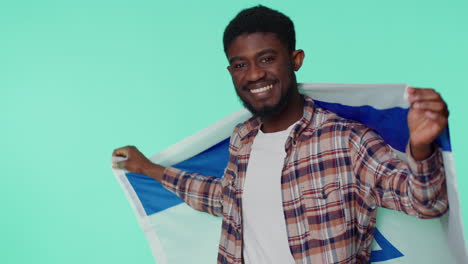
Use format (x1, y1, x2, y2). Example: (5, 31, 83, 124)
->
(112, 5, 448, 264)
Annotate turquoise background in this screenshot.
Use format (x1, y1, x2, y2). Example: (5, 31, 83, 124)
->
(1, 0, 466, 263)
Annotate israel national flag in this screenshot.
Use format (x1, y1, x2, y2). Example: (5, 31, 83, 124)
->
(112, 83, 467, 264)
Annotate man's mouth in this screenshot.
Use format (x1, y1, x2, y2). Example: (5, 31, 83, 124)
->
(250, 84, 273, 94)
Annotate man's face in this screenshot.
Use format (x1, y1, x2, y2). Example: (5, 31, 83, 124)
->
(226, 32, 303, 117)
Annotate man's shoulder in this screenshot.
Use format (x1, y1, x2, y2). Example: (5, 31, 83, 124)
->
(227, 116, 258, 152)
(233, 115, 258, 135)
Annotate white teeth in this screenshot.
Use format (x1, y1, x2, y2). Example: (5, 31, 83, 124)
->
(250, 84, 273, 94)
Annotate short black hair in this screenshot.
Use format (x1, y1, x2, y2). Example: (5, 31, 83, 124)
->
(223, 5, 296, 53)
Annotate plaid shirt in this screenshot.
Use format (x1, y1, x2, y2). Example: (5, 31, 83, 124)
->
(162, 96, 448, 264)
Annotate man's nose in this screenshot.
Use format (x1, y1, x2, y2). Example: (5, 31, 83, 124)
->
(246, 63, 266, 82)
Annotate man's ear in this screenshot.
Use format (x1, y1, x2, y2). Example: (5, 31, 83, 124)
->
(291, 49, 305, 71)
(227, 65, 233, 75)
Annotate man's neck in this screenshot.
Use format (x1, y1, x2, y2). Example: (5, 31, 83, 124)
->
(261, 94, 304, 133)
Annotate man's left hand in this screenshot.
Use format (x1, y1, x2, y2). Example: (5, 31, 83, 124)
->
(407, 87, 449, 160)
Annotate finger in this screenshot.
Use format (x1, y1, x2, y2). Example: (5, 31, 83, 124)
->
(407, 87, 441, 102)
(412, 101, 447, 113)
(420, 109, 448, 126)
(112, 146, 131, 157)
(424, 111, 439, 120)
(112, 149, 128, 157)
(423, 111, 448, 132)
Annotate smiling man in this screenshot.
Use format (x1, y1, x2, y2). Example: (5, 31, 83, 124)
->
(227, 32, 304, 133)
(112, 5, 449, 264)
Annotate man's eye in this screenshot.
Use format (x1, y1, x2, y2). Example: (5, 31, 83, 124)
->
(234, 63, 246, 69)
(261, 57, 274, 63)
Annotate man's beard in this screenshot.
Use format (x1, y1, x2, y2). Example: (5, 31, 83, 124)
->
(238, 82, 294, 119)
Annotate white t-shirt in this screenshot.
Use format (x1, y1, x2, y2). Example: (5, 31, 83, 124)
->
(242, 124, 296, 264)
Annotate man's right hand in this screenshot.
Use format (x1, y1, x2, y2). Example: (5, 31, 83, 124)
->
(112, 146, 165, 182)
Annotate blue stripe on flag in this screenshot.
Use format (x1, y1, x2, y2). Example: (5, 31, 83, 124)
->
(125, 173, 182, 215)
(172, 138, 230, 177)
(314, 100, 451, 152)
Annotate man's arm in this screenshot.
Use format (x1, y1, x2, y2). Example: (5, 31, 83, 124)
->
(112, 146, 165, 181)
(112, 146, 224, 217)
(351, 128, 448, 218)
(351, 87, 449, 218)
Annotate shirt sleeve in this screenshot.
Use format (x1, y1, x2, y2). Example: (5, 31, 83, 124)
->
(160, 125, 242, 217)
(161, 167, 224, 217)
(349, 124, 448, 218)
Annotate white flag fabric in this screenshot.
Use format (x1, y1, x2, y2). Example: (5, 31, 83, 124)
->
(112, 83, 467, 263)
